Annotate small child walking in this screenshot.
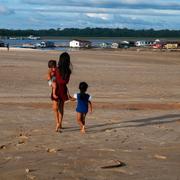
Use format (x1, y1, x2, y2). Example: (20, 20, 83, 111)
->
(73, 82, 92, 133)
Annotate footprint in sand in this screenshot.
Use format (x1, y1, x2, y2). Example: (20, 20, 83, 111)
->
(0, 143, 12, 150)
(154, 154, 167, 160)
(46, 148, 62, 153)
(101, 160, 126, 169)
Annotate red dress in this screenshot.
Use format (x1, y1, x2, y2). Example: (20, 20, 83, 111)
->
(55, 70, 70, 102)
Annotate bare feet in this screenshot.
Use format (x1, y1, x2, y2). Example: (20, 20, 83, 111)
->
(59, 124, 62, 129)
(55, 128, 62, 133)
(81, 126, 86, 133)
(55, 123, 62, 132)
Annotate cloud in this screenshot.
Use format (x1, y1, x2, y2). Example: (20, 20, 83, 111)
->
(21, 0, 180, 10)
(1, 0, 180, 29)
(82, 13, 110, 20)
(13, 6, 180, 18)
(0, 5, 14, 15)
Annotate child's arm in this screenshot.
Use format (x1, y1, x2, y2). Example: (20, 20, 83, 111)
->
(88, 101, 93, 113)
(69, 93, 77, 101)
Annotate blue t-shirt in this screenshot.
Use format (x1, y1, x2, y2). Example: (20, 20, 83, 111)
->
(74, 93, 91, 113)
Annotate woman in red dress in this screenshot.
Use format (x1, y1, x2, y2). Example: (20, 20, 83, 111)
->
(52, 52, 72, 132)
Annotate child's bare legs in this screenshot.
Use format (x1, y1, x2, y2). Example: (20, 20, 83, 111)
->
(52, 100, 60, 131)
(81, 114, 86, 133)
(77, 112, 86, 133)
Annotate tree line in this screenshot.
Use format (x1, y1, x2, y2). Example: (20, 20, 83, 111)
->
(0, 28, 180, 37)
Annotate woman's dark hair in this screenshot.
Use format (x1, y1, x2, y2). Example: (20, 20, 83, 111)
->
(79, 82, 88, 100)
(48, 60, 56, 68)
(58, 52, 72, 80)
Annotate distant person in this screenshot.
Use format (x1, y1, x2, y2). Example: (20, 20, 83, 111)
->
(73, 82, 92, 133)
(7, 43, 9, 51)
(47, 52, 72, 132)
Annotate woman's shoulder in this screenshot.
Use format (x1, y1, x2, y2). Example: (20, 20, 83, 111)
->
(56, 69, 70, 79)
(55, 69, 62, 79)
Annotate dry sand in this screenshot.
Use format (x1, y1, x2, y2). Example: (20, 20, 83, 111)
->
(0, 48, 180, 180)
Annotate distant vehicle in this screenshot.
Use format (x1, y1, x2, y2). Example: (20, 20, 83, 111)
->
(119, 41, 135, 48)
(27, 35, 41, 40)
(22, 43, 36, 48)
(111, 42, 120, 49)
(99, 42, 111, 48)
(0, 41, 5, 47)
(35, 41, 55, 48)
(111, 41, 135, 49)
(152, 43, 164, 49)
(9, 37, 18, 40)
(128, 41, 136, 47)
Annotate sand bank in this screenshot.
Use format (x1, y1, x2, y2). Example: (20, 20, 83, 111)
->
(0, 49, 180, 180)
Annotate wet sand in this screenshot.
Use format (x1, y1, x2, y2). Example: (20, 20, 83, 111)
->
(0, 48, 180, 180)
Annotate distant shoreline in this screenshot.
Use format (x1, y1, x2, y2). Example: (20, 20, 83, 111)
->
(1, 27, 180, 38)
(1, 46, 180, 53)
(2, 36, 180, 40)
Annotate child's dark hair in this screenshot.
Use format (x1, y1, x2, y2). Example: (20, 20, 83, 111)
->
(48, 60, 56, 68)
(79, 82, 88, 100)
(58, 52, 72, 80)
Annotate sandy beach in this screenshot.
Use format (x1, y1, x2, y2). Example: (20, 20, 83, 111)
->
(0, 48, 180, 180)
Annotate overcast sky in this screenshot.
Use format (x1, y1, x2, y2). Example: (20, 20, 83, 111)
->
(0, 0, 180, 30)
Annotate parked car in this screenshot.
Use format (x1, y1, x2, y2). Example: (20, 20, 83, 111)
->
(99, 42, 111, 48)
(118, 41, 135, 48)
(35, 41, 55, 48)
(0, 41, 5, 47)
(111, 42, 120, 49)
